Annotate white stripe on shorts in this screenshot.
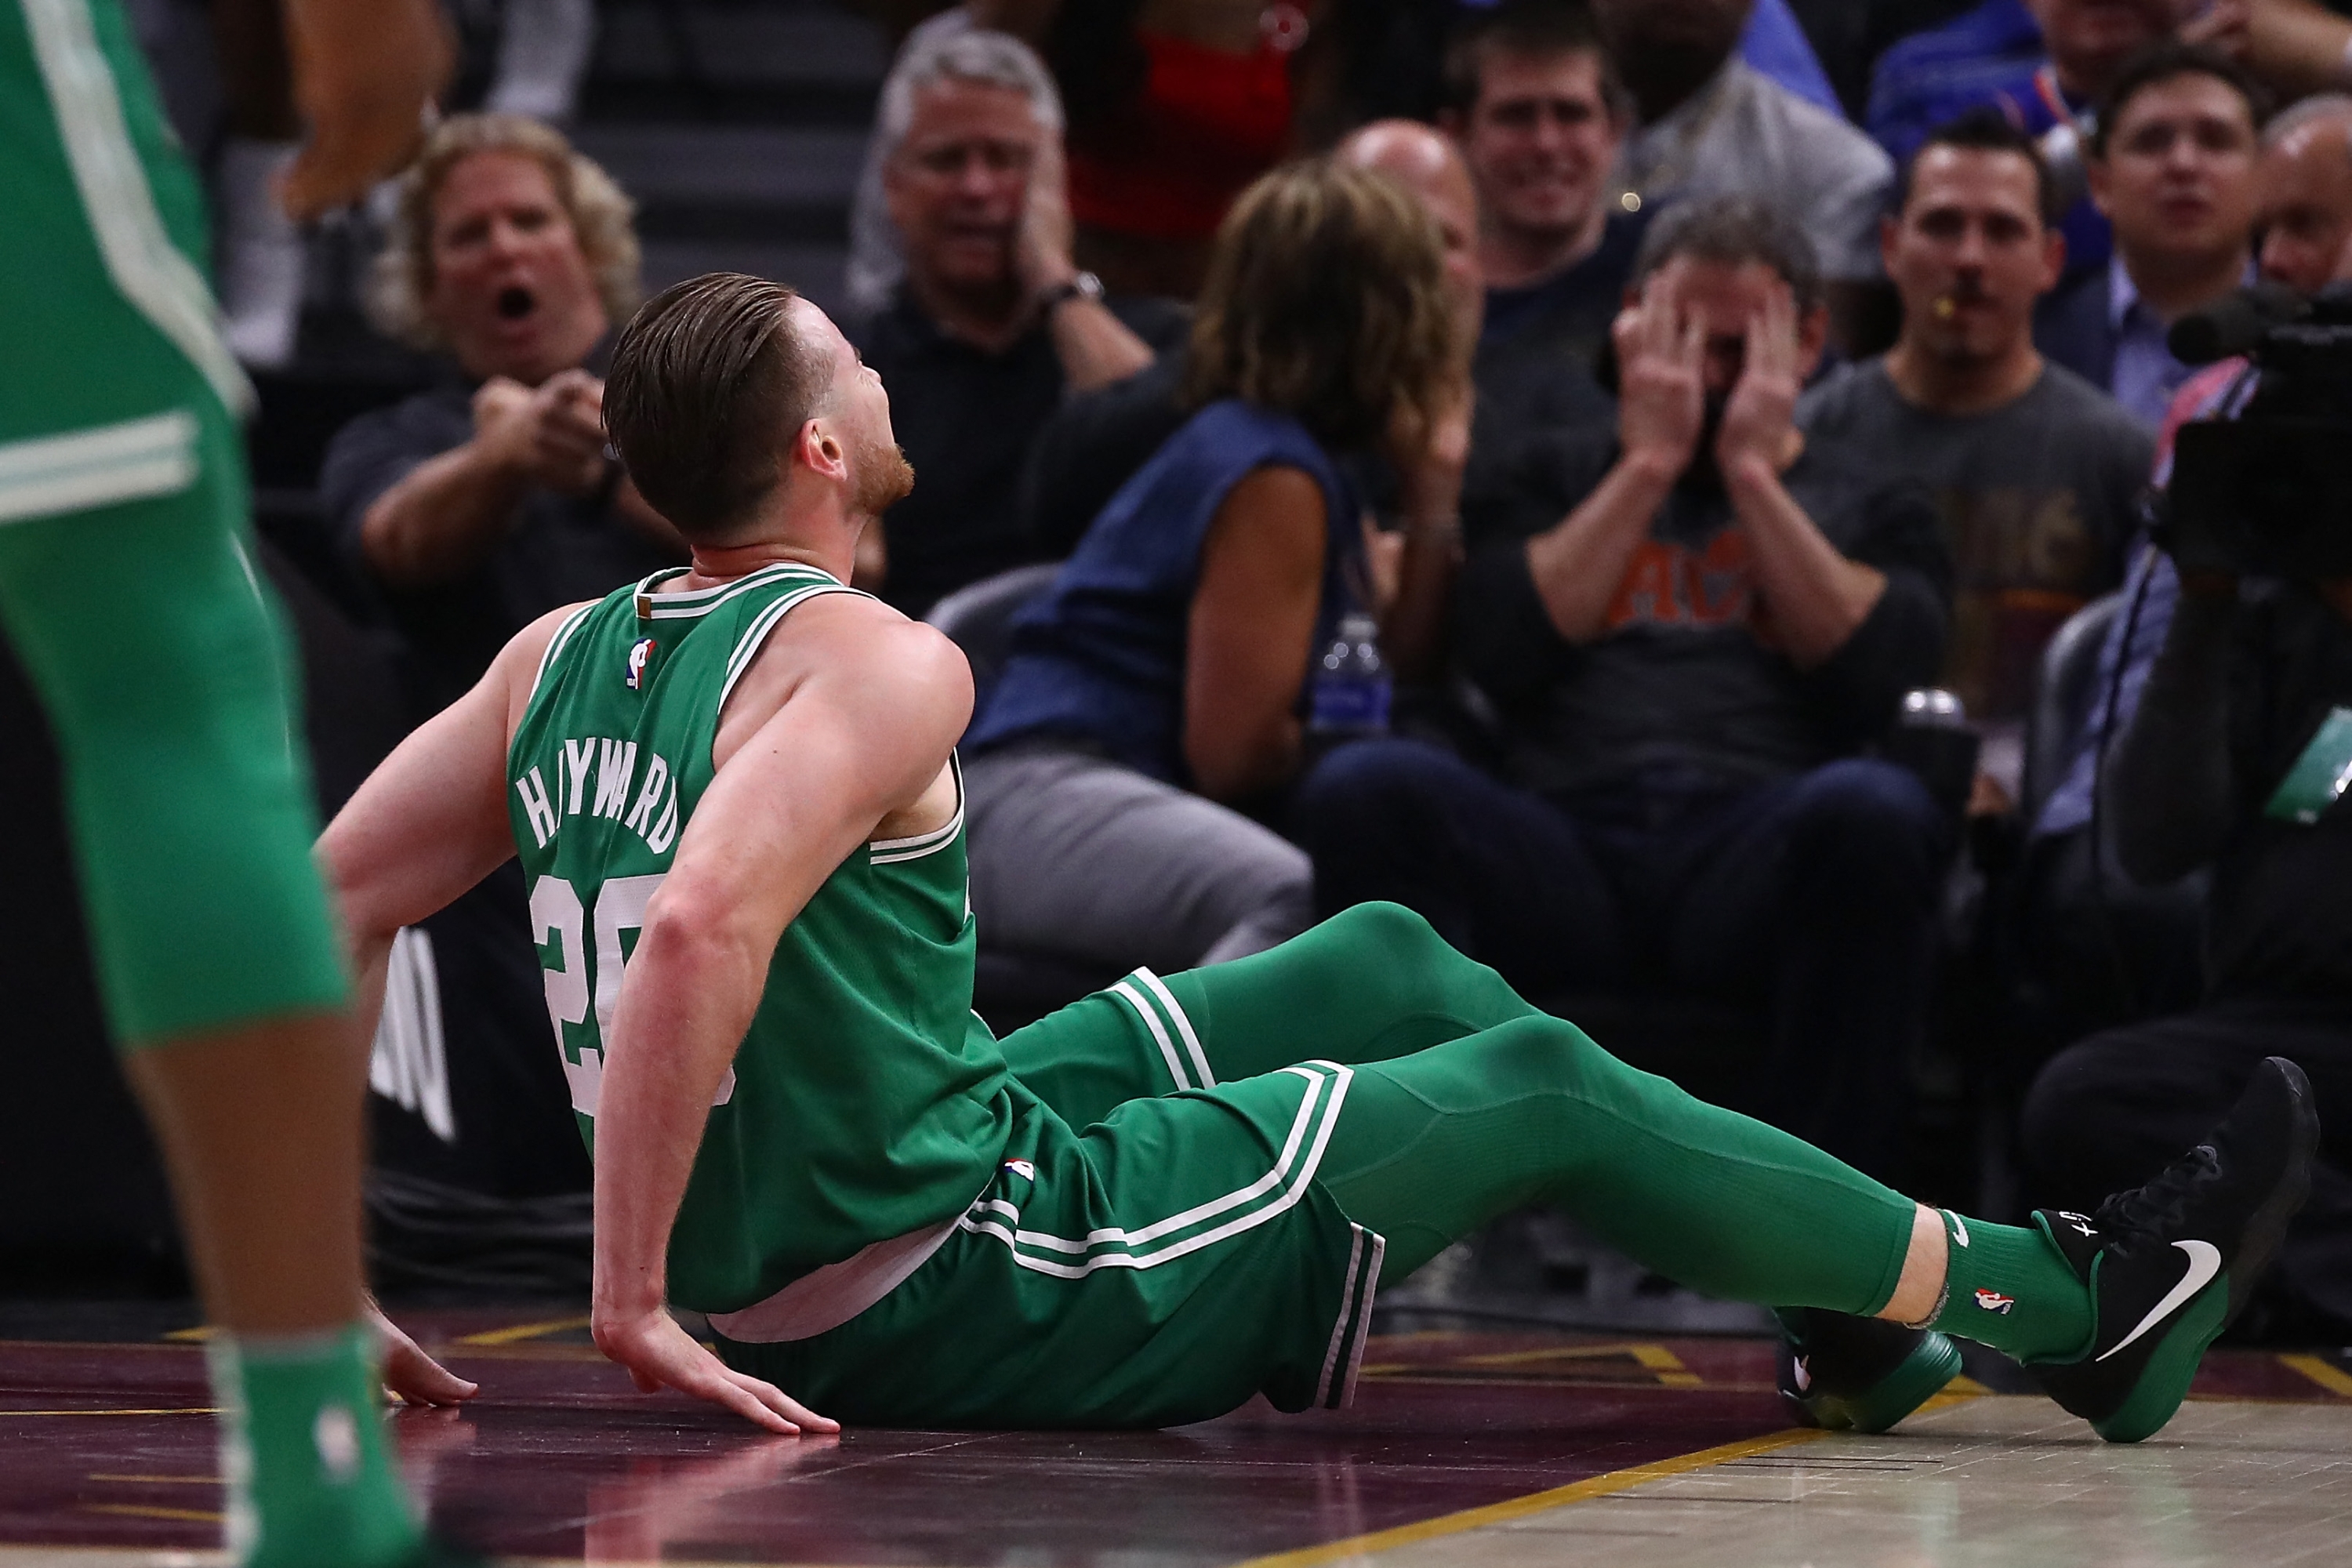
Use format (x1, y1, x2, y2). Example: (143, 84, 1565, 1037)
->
(0, 410, 197, 525)
(23, 0, 253, 416)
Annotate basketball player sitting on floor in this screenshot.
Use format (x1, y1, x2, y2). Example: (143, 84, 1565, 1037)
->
(325, 239, 2314, 1445)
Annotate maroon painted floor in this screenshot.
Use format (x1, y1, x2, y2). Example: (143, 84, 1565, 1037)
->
(2, 1311, 2347, 1564)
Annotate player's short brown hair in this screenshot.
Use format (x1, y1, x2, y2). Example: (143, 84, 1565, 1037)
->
(1185, 159, 1461, 455)
(604, 273, 832, 543)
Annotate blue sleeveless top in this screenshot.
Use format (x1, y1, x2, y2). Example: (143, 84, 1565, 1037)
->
(967, 400, 1361, 785)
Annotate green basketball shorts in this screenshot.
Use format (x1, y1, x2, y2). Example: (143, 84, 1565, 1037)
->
(713, 985, 1389, 1429)
(0, 0, 347, 1044)
(715, 1069, 1385, 1430)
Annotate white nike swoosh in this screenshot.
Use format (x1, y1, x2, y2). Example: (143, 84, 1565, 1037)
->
(1947, 1210, 1969, 1248)
(2096, 1240, 2222, 1363)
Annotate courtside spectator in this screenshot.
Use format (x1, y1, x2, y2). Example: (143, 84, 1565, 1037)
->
(2034, 42, 2265, 426)
(330, 114, 677, 714)
(1867, 0, 2227, 285)
(1801, 110, 2150, 804)
(1443, 0, 1638, 361)
(962, 160, 1468, 978)
(1299, 198, 1951, 1183)
(1042, 0, 1310, 299)
(1018, 120, 1561, 593)
(1594, 0, 1896, 346)
(2251, 92, 2352, 292)
(1440, 1, 1644, 409)
(855, 28, 1183, 615)
(2020, 94, 2352, 1041)
(2023, 538, 2352, 1341)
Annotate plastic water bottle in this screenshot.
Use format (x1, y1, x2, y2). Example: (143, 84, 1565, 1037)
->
(1308, 612, 1392, 738)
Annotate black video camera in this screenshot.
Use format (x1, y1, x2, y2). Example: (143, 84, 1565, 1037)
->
(2164, 281, 2352, 579)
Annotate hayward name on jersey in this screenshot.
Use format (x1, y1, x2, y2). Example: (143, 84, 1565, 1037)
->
(505, 564, 1013, 1317)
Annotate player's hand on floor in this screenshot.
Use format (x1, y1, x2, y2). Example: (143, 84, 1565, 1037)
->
(368, 1304, 480, 1407)
(592, 1308, 839, 1436)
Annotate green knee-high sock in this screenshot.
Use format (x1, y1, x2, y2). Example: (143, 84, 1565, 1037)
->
(209, 1325, 420, 1568)
(1317, 1013, 1920, 1310)
(1924, 1209, 2096, 1363)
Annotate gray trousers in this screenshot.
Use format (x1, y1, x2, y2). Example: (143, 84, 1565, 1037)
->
(963, 747, 1313, 971)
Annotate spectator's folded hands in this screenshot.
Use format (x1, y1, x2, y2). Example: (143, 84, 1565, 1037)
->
(474, 369, 610, 498)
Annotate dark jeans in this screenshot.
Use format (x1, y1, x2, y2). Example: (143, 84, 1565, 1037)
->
(2021, 996, 2352, 1338)
(1295, 740, 1951, 1181)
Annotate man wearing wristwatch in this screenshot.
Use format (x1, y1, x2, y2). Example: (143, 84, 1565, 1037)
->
(855, 28, 1188, 616)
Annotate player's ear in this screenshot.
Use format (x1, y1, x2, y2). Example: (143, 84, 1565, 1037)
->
(795, 415, 849, 482)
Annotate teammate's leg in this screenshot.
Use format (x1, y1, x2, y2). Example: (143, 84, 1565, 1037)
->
(0, 466, 424, 1568)
(2, 0, 437, 1556)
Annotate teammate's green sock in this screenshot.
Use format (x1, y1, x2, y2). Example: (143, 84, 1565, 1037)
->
(209, 1325, 420, 1568)
(1925, 1209, 2096, 1363)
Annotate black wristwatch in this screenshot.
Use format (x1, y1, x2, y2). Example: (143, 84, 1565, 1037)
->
(1038, 270, 1105, 313)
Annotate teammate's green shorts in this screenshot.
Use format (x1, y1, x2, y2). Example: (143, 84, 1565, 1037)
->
(0, 0, 346, 1044)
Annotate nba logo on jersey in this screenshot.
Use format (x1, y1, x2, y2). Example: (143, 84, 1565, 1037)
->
(1973, 1289, 2016, 1315)
(625, 637, 656, 690)
(1003, 1159, 1035, 1182)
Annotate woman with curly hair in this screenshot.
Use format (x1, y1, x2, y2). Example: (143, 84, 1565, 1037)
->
(961, 156, 1469, 989)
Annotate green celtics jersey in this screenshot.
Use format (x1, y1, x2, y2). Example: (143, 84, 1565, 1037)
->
(507, 563, 1012, 1314)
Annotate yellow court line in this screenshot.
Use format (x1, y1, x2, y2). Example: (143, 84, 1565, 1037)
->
(80, 1504, 223, 1525)
(2279, 1352, 2352, 1399)
(455, 1314, 595, 1347)
(1367, 1341, 1704, 1390)
(1447, 1341, 1677, 1367)
(0, 1408, 216, 1418)
(85, 1476, 219, 1486)
(1232, 1426, 1829, 1568)
(1627, 1344, 1704, 1389)
(162, 1327, 215, 1343)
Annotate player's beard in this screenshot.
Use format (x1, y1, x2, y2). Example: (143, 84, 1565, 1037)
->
(851, 431, 916, 517)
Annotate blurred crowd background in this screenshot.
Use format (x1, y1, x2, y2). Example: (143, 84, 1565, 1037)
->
(5, 0, 2350, 1351)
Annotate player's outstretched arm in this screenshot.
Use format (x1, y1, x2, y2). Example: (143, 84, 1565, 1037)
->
(278, 0, 453, 222)
(321, 605, 580, 1032)
(588, 596, 974, 1433)
(318, 607, 582, 1405)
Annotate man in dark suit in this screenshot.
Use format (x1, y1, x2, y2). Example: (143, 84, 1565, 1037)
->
(2032, 41, 2263, 426)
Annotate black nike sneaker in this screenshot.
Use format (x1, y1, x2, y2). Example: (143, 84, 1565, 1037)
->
(2026, 1055, 2320, 1443)
(1774, 1308, 1962, 1433)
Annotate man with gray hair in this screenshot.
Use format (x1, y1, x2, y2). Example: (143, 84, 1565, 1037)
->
(849, 27, 1184, 615)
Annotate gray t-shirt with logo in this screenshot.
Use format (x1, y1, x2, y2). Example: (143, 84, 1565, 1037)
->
(1798, 358, 2153, 728)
